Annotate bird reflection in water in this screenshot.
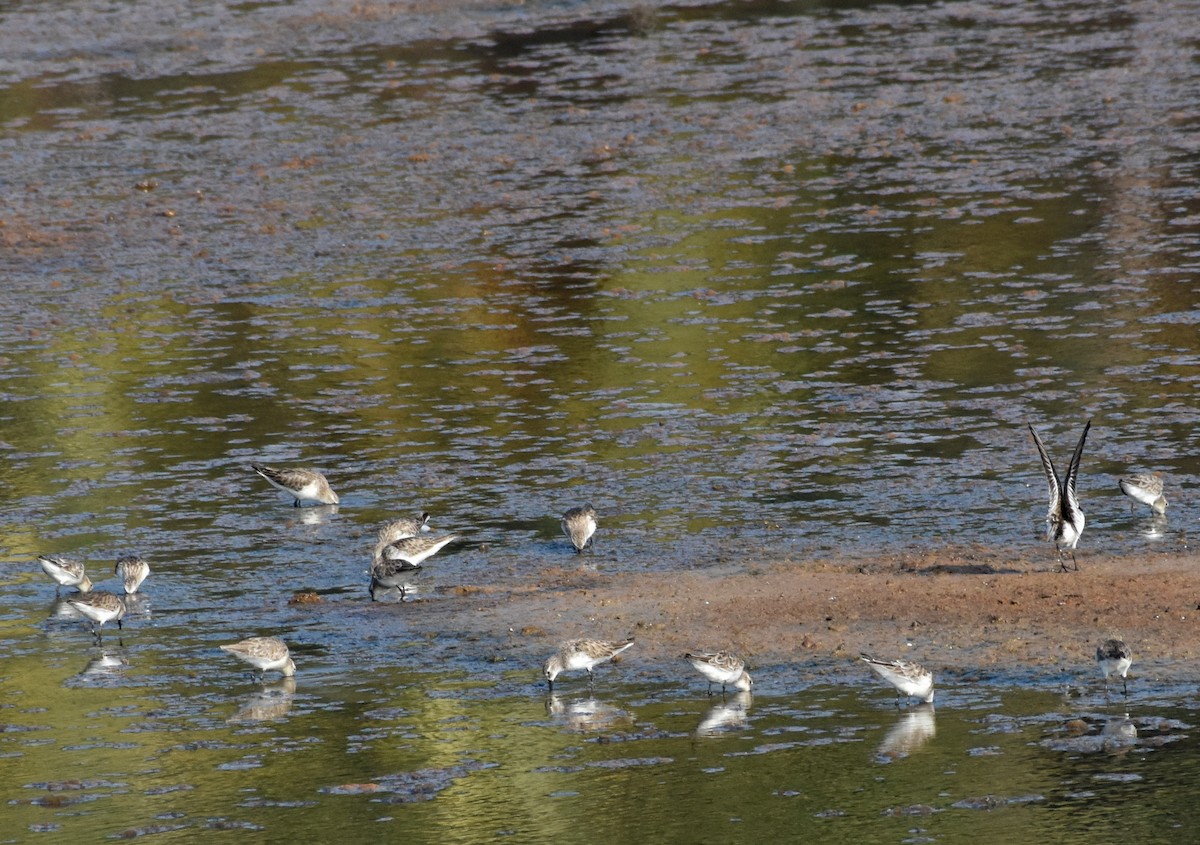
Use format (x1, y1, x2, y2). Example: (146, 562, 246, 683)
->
(694, 691, 753, 737)
(228, 677, 297, 723)
(545, 695, 633, 733)
(875, 703, 936, 760)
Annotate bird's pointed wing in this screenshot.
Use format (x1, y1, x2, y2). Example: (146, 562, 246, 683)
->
(1062, 419, 1091, 519)
(1028, 424, 1061, 518)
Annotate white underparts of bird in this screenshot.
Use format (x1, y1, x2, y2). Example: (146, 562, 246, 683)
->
(543, 637, 634, 691)
(1028, 419, 1091, 572)
(251, 463, 339, 506)
(685, 651, 753, 693)
(860, 654, 935, 704)
(1096, 638, 1132, 695)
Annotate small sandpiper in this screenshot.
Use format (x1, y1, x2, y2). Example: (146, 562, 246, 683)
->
(67, 591, 127, 643)
(1096, 638, 1132, 695)
(251, 464, 340, 507)
(561, 504, 597, 553)
(38, 554, 93, 595)
(860, 654, 935, 705)
(684, 651, 753, 694)
(1118, 472, 1166, 515)
(220, 636, 296, 681)
(543, 637, 634, 692)
(369, 533, 458, 600)
(376, 513, 432, 546)
(1029, 420, 1091, 571)
(115, 555, 150, 594)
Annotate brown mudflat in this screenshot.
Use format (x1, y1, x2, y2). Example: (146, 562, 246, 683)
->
(441, 547, 1200, 682)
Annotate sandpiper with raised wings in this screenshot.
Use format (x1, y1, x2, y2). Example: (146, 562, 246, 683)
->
(251, 463, 340, 507)
(1029, 419, 1091, 571)
(543, 637, 634, 692)
(861, 654, 935, 705)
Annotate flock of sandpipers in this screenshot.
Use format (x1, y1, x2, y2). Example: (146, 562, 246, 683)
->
(34, 420, 1165, 702)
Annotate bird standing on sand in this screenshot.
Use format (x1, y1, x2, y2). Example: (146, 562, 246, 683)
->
(543, 638, 634, 691)
(685, 651, 753, 694)
(561, 504, 597, 553)
(1096, 638, 1132, 695)
(251, 464, 340, 507)
(860, 654, 935, 705)
(1118, 472, 1167, 516)
(1029, 420, 1091, 571)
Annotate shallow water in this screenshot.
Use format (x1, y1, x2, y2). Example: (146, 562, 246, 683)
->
(4, 608, 1200, 844)
(2, 0, 1200, 839)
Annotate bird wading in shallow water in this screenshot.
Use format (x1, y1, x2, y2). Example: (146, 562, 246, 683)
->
(860, 654, 935, 705)
(67, 591, 126, 644)
(685, 651, 753, 695)
(1096, 638, 1132, 696)
(115, 555, 150, 594)
(220, 636, 296, 681)
(1028, 419, 1091, 572)
(561, 504, 597, 553)
(37, 554, 93, 596)
(543, 638, 634, 692)
(1118, 472, 1167, 516)
(251, 464, 340, 507)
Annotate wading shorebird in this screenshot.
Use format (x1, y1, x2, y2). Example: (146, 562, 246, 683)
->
(561, 504, 597, 553)
(115, 555, 150, 595)
(1096, 638, 1132, 696)
(220, 636, 296, 681)
(37, 554, 93, 595)
(368, 533, 459, 600)
(1118, 472, 1167, 516)
(251, 464, 340, 507)
(684, 651, 753, 695)
(376, 513, 432, 546)
(860, 654, 935, 705)
(543, 638, 634, 692)
(67, 591, 127, 644)
(1029, 419, 1091, 572)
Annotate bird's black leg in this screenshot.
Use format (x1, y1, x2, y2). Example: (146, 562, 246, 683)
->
(293, 498, 300, 507)
(1122, 677, 1128, 696)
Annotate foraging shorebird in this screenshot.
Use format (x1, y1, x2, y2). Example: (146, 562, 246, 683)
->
(1096, 638, 1132, 695)
(251, 464, 339, 507)
(860, 654, 935, 705)
(37, 554, 93, 595)
(1118, 472, 1166, 516)
(67, 591, 126, 643)
(684, 651, 753, 694)
(220, 636, 296, 681)
(114, 555, 150, 594)
(543, 638, 634, 692)
(368, 533, 458, 600)
(376, 513, 432, 546)
(1029, 420, 1091, 571)
(561, 504, 597, 553)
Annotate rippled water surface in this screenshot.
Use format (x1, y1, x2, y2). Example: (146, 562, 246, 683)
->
(2, 0, 1199, 839)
